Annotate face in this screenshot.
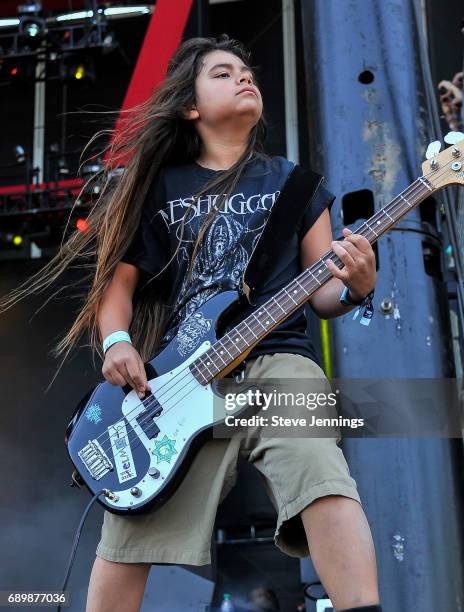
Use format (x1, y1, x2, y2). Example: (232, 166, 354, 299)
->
(187, 49, 263, 130)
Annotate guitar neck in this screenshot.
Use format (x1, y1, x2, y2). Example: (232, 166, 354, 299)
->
(190, 174, 435, 385)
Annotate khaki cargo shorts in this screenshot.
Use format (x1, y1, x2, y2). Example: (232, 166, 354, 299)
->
(96, 353, 361, 566)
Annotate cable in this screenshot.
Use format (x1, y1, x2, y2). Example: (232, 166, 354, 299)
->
(56, 488, 106, 612)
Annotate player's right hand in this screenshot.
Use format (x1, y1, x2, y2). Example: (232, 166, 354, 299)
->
(102, 341, 151, 399)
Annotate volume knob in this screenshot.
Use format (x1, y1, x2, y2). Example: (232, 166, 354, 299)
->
(148, 467, 160, 479)
(130, 487, 142, 497)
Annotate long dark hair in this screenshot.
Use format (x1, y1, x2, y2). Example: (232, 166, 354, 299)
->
(0, 34, 269, 390)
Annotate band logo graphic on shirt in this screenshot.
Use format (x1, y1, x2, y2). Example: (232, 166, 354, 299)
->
(159, 190, 280, 232)
(160, 185, 282, 349)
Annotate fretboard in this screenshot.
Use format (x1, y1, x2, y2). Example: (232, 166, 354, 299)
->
(190, 175, 434, 385)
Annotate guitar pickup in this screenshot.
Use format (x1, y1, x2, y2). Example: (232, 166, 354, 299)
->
(136, 417, 160, 439)
(136, 401, 163, 439)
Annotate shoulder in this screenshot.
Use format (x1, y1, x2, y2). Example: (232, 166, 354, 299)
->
(313, 183, 336, 208)
(255, 153, 295, 175)
(140, 168, 168, 220)
(246, 154, 295, 184)
(258, 156, 330, 194)
(280, 159, 336, 205)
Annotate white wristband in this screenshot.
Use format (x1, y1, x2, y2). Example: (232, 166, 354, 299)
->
(103, 331, 132, 354)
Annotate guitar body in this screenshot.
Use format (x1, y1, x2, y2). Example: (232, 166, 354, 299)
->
(65, 290, 252, 515)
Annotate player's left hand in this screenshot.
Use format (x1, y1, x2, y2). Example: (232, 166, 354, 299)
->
(324, 227, 376, 301)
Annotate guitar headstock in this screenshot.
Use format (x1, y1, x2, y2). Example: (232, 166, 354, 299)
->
(421, 132, 464, 189)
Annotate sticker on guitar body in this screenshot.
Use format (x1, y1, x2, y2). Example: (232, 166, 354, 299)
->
(108, 420, 137, 483)
(151, 435, 178, 464)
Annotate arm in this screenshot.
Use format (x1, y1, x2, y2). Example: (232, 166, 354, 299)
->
(96, 261, 140, 342)
(300, 209, 376, 320)
(97, 262, 151, 398)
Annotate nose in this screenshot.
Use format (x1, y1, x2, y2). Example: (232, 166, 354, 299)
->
(239, 72, 253, 86)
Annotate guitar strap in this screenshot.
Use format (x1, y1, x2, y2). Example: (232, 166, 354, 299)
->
(240, 163, 325, 306)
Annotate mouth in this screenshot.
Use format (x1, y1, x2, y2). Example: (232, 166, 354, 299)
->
(237, 88, 257, 97)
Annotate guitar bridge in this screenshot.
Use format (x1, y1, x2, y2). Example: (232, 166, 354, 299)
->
(78, 439, 113, 480)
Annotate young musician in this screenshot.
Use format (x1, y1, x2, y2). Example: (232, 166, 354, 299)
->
(0, 34, 381, 612)
(91, 35, 380, 612)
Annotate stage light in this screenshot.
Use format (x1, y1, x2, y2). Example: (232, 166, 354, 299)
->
(5, 59, 36, 85)
(0, 232, 24, 248)
(102, 33, 118, 55)
(14, 145, 26, 163)
(18, 3, 45, 47)
(0, 59, 34, 85)
(81, 162, 103, 177)
(17, 2, 42, 14)
(19, 17, 45, 42)
(23, 20, 41, 37)
(55, 10, 93, 23)
(57, 156, 69, 175)
(74, 64, 85, 80)
(60, 55, 95, 84)
(54, 6, 150, 23)
(103, 6, 150, 17)
(76, 218, 89, 233)
(0, 18, 20, 29)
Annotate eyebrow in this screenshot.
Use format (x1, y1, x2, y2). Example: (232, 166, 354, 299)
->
(207, 63, 252, 74)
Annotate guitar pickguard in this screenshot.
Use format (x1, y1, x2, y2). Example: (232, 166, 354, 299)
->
(103, 341, 216, 510)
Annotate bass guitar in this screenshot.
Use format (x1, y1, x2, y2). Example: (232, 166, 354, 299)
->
(65, 133, 464, 514)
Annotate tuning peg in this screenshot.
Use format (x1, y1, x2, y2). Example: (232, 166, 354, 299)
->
(444, 132, 464, 145)
(425, 140, 442, 160)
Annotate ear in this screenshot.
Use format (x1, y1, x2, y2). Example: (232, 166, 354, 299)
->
(183, 107, 200, 121)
